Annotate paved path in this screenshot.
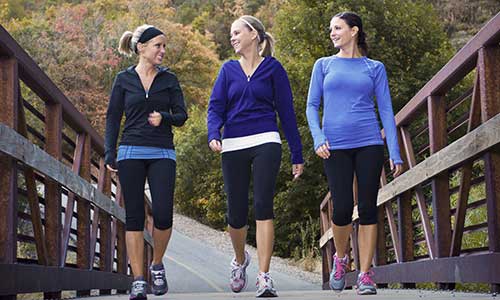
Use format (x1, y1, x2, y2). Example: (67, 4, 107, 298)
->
(162, 229, 317, 293)
(88, 289, 497, 300)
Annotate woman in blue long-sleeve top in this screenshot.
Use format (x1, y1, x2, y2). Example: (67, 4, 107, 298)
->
(306, 12, 403, 295)
(207, 15, 304, 298)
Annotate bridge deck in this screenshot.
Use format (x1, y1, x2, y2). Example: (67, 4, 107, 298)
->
(82, 289, 497, 300)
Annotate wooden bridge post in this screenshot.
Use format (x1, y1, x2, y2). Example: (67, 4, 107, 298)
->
(397, 132, 415, 288)
(99, 160, 113, 295)
(76, 133, 92, 297)
(0, 57, 18, 300)
(115, 182, 129, 294)
(427, 95, 452, 290)
(478, 45, 500, 293)
(44, 102, 63, 300)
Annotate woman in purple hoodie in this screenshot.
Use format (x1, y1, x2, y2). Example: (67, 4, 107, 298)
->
(207, 15, 303, 298)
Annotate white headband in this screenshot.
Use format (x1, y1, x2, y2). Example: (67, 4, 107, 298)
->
(239, 18, 258, 32)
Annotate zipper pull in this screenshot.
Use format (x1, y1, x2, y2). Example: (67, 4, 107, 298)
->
(146, 91, 149, 99)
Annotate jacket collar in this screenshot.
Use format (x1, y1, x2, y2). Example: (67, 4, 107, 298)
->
(126, 65, 169, 75)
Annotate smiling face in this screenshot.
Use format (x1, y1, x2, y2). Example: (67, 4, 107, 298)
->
(329, 17, 358, 50)
(137, 34, 166, 65)
(230, 20, 258, 54)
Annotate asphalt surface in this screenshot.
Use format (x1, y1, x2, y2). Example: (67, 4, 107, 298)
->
(162, 229, 318, 293)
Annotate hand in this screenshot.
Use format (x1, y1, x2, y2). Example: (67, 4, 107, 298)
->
(106, 164, 118, 173)
(292, 164, 304, 181)
(390, 159, 403, 177)
(315, 140, 330, 159)
(148, 111, 162, 127)
(209, 139, 222, 152)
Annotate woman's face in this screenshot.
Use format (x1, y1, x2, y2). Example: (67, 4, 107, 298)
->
(329, 17, 356, 49)
(230, 20, 257, 54)
(138, 34, 166, 65)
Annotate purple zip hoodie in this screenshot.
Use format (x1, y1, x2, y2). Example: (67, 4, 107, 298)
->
(207, 57, 303, 164)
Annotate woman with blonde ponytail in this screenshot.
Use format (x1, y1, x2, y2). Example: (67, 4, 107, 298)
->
(105, 24, 187, 300)
(207, 15, 304, 298)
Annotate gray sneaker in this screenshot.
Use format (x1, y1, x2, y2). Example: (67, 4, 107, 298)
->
(329, 254, 348, 291)
(230, 250, 251, 293)
(129, 279, 147, 300)
(357, 270, 377, 295)
(255, 272, 277, 298)
(150, 264, 168, 295)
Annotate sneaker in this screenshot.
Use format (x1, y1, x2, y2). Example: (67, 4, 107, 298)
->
(130, 279, 147, 300)
(357, 270, 377, 295)
(255, 272, 277, 298)
(150, 263, 168, 295)
(329, 254, 348, 291)
(230, 250, 251, 293)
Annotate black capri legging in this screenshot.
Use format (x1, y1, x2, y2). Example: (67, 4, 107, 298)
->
(221, 143, 282, 229)
(323, 145, 384, 226)
(117, 158, 176, 231)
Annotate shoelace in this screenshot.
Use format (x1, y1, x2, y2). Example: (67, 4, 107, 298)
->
(359, 271, 375, 286)
(231, 259, 246, 280)
(256, 273, 273, 289)
(333, 256, 347, 280)
(131, 281, 146, 293)
(151, 269, 165, 285)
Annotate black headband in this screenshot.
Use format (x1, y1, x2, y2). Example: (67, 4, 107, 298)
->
(135, 27, 164, 52)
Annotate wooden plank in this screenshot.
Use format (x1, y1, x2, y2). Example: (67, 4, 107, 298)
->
(89, 160, 106, 268)
(76, 133, 91, 297)
(115, 182, 128, 294)
(44, 102, 62, 300)
(374, 206, 387, 267)
(400, 127, 436, 258)
(398, 191, 414, 262)
(478, 47, 500, 264)
(61, 133, 85, 266)
(319, 228, 333, 248)
(428, 95, 451, 291)
(99, 160, 112, 295)
(17, 96, 48, 265)
(479, 47, 500, 122)
(0, 57, 18, 271)
(0, 124, 126, 221)
(376, 112, 500, 211)
(343, 253, 500, 286)
(0, 263, 132, 294)
(450, 70, 482, 257)
(0, 125, 153, 249)
(398, 191, 415, 288)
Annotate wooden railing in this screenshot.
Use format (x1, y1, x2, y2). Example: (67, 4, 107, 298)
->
(0, 25, 154, 299)
(319, 13, 500, 292)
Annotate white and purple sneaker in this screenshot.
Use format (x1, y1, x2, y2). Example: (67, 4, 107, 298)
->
(230, 250, 251, 293)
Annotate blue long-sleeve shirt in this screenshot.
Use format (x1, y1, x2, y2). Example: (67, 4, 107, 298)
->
(207, 57, 303, 164)
(306, 56, 402, 164)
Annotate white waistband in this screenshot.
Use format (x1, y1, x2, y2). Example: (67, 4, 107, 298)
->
(222, 131, 281, 153)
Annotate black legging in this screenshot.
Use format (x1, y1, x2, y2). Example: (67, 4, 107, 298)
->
(323, 145, 384, 226)
(221, 143, 282, 229)
(117, 158, 176, 231)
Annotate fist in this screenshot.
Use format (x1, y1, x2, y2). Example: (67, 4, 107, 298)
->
(148, 111, 162, 127)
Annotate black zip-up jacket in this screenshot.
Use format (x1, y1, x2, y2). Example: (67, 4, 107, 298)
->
(104, 65, 188, 167)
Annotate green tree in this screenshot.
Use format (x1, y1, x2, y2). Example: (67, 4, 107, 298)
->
(174, 106, 227, 229)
